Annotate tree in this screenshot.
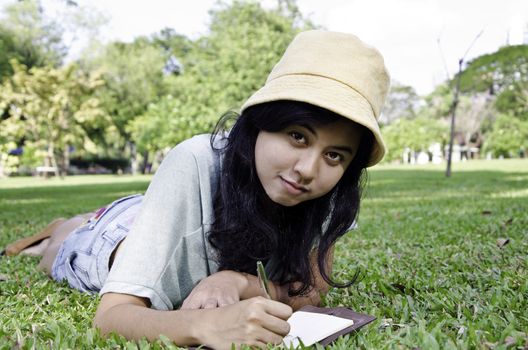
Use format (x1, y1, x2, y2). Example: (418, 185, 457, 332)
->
(0, 0, 65, 80)
(420, 82, 496, 151)
(0, 60, 107, 176)
(445, 44, 528, 158)
(494, 81, 528, 120)
(79, 37, 170, 173)
(0, 0, 107, 81)
(459, 45, 528, 97)
(484, 113, 528, 158)
(380, 81, 420, 125)
(457, 44, 528, 121)
(420, 83, 453, 120)
(382, 117, 448, 163)
(129, 0, 316, 160)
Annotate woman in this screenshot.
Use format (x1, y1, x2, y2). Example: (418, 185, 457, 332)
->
(5, 30, 390, 349)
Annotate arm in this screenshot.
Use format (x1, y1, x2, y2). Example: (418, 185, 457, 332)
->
(181, 245, 335, 311)
(94, 293, 292, 349)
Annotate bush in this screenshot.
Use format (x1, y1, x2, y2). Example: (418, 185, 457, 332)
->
(382, 117, 448, 162)
(69, 157, 130, 174)
(484, 113, 528, 158)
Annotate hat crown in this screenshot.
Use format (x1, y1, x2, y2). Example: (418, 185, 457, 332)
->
(267, 30, 390, 119)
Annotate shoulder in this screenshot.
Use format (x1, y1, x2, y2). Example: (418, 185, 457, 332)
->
(171, 134, 214, 156)
(158, 134, 225, 185)
(163, 134, 221, 168)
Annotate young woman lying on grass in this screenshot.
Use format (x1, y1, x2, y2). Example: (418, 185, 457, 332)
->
(4, 30, 390, 349)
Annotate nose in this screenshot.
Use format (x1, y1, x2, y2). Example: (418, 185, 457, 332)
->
(293, 151, 318, 183)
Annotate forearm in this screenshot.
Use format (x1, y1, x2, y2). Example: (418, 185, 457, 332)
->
(94, 292, 293, 349)
(94, 302, 203, 345)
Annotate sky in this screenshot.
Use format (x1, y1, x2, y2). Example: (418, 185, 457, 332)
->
(2, 0, 528, 95)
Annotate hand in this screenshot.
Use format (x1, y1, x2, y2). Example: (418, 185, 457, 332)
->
(181, 270, 246, 310)
(199, 296, 292, 350)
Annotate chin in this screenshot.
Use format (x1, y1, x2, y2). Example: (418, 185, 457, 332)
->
(277, 200, 300, 207)
(269, 195, 302, 207)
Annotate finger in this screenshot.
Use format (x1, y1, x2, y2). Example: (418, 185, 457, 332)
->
(258, 297, 293, 320)
(217, 300, 235, 307)
(180, 297, 201, 310)
(240, 340, 269, 350)
(255, 327, 287, 347)
(218, 295, 239, 307)
(258, 312, 291, 336)
(202, 298, 219, 309)
(217, 300, 230, 307)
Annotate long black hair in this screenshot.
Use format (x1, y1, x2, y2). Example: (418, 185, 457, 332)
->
(208, 100, 373, 296)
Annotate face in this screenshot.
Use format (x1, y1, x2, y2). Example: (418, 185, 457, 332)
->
(254, 119, 363, 207)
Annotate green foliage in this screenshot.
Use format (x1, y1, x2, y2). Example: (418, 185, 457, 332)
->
(421, 84, 453, 120)
(381, 82, 420, 125)
(150, 27, 194, 59)
(0, 141, 19, 176)
(459, 45, 528, 96)
(2, 0, 527, 170)
(483, 113, 528, 158)
(1, 160, 527, 348)
(494, 81, 528, 120)
(1, 0, 318, 172)
(129, 0, 315, 153)
(456, 45, 528, 123)
(81, 39, 168, 141)
(0, 0, 65, 80)
(0, 26, 19, 81)
(0, 60, 107, 173)
(382, 117, 448, 162)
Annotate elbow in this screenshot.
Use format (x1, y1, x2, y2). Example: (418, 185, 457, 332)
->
(93, 292, 150, 337)
(93, 307, 113, 337)
(93, 301, 130, 337)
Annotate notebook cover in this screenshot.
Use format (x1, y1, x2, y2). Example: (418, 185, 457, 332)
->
(297, 305, 376, 346)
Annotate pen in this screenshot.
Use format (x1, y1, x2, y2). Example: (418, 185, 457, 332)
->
(256, 260, 271, 299)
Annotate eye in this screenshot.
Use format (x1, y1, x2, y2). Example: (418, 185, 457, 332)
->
(325, 151, 343, 163)
(288, 131, 307, 144)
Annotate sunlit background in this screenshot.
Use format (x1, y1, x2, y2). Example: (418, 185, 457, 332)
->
(0, 0, 527, 177)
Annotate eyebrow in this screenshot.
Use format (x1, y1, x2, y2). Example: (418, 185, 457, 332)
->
(332, 145, 354, 155)
(298, 124, 355, 155)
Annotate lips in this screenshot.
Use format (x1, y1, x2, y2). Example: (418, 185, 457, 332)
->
(280, 176, 308, 195)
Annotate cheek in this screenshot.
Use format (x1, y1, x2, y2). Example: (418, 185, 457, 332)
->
(318, 167, 346, 192)
(256, 138, 293, 170)
(255, 136, 282, 182)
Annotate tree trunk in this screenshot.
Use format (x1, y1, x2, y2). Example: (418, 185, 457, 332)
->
(141, 150, 150, 174)
(61, 145, 70, 177)
(51, 152, 60, 178)
(129, 142, 138, 175)
(151, 149, 165, 173)
(45, 143, 60, 178)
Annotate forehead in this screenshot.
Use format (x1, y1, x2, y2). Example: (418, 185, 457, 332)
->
(301, 119, 363, 146)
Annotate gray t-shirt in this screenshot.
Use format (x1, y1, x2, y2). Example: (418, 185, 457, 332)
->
(100, 134, 221, 310)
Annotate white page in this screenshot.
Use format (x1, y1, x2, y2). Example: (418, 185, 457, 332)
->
(283, 311, 354, 348)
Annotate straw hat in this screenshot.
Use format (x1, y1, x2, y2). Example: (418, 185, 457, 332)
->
(241, 30, 391, 166)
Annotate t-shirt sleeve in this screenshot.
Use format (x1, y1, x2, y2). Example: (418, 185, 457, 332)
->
(100, 140, 215, 310)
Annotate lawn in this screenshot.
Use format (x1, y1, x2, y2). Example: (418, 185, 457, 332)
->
(1, 160, 527, 349)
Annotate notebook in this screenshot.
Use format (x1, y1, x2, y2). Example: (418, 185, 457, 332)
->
(283, 305, 376, 347)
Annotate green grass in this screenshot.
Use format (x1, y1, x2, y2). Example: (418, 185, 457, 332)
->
(1, 160, 527, 349)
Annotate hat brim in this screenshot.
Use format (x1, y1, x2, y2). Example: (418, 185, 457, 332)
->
(241, 74, 386, 166)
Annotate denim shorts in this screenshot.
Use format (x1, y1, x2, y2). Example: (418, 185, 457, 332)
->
(51, 194, 143, 293)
